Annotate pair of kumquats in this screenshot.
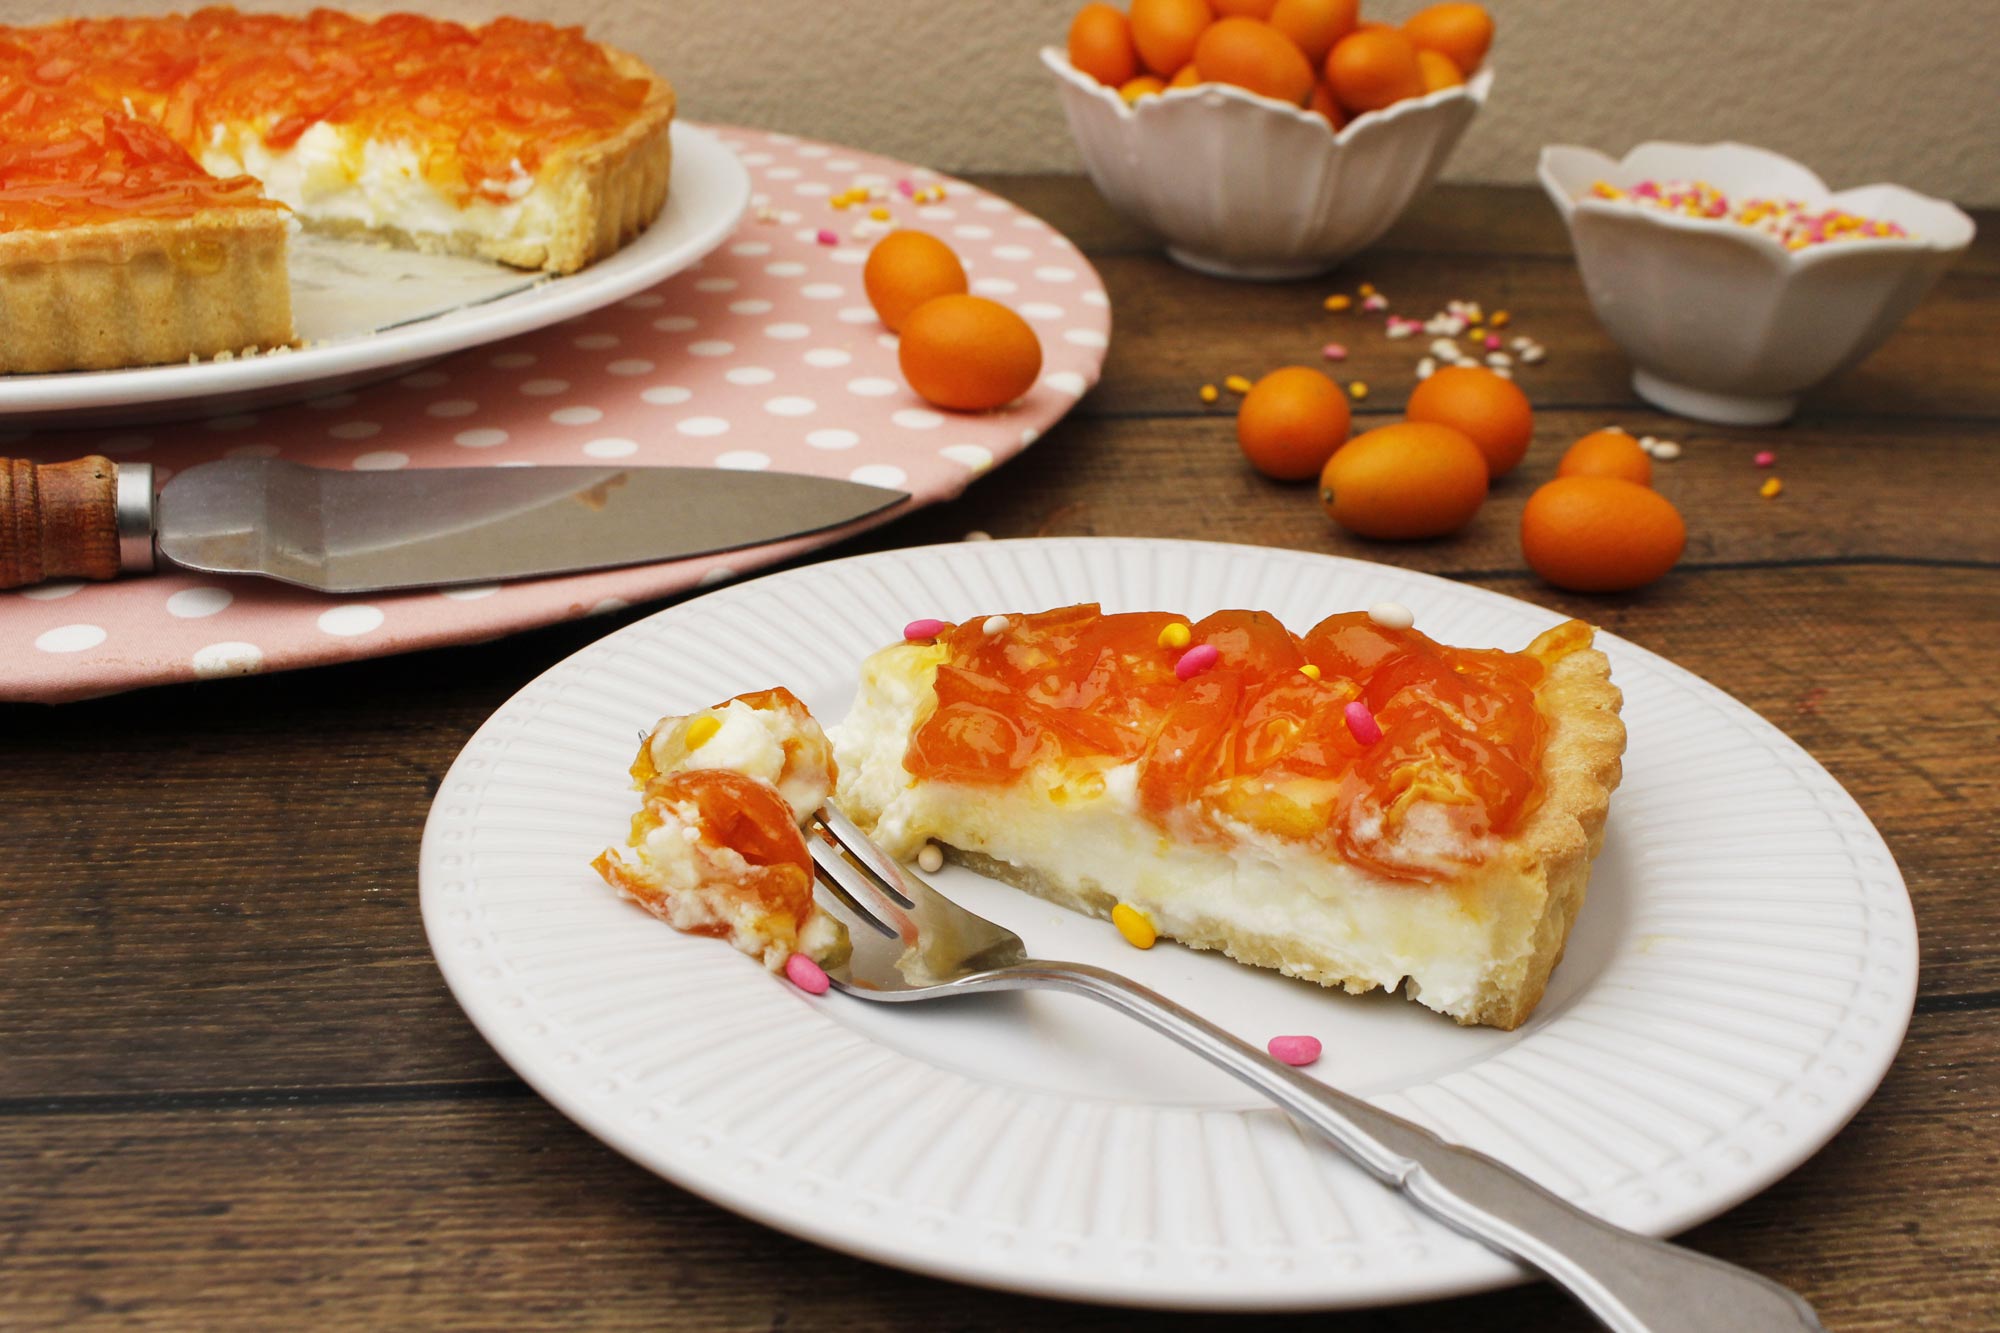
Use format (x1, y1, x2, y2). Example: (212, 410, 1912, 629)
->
(1236, 363, 1685, 591)
(1067, 0, 1492, 124)
(863, 231, 1042, 411)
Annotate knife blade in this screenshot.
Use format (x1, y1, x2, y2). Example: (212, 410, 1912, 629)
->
(0, 456, 908, 594)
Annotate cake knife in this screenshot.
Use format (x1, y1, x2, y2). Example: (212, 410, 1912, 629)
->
(0, 455, 907, 594)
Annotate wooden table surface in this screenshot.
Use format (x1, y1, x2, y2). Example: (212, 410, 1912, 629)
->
(4, 182, 1996, 1331)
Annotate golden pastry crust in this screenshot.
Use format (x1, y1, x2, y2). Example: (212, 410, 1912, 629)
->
(0, 209, 292, 374)
(1448, 628, 1625, 1028)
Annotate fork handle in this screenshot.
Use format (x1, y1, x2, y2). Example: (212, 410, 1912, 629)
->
(1003, 962, 1824, 1333)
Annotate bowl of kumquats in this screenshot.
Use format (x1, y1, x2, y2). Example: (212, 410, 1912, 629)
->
(1540, 140, 1976, 425)
(1043, 0, 1494, 279)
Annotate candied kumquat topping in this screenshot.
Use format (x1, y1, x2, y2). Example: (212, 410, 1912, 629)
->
(904, 604, 1574, 881)
(0, 8, 656, 228)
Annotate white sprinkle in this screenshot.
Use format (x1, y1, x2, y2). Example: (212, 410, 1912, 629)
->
(1429, 338, 1461, 361)
(963, 530, 993, 542)
(1511, 335, 1534, 351)
(1367, 600, 1415, 630)
(1416, 357, 1437, 380)
(1486, 351, 1513, 369)
(1518, 344, 1546, 365)
(1651, 440, 1682, 460)
(1639, 436, 1659, 449)
(916, 843, 945, 874)
(981, 615, 1010, 636)
(1491, 367, 1513, 379)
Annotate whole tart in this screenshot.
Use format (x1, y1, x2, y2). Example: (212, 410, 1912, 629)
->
(0, 9, 676, 373)
(832, 605, 1627, 1029)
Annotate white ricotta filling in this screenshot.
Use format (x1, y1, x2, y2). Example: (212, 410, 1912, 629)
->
(650, 698, 833, 822)
(199, 121, 560, 248)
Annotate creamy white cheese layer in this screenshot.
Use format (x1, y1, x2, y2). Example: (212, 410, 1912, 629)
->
(829, 643, 1520, 1018)
(199, 122, 559, 249)
(649, 697, 833, 822)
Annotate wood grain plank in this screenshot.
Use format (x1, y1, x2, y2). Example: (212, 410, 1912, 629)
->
(2, 1003, 1992, 1332)
(2, 566, 1990, 1099)
(869, 412, 2000, 569)
(981, 178, 2000, 280)
(1062, 252, 2000, 423)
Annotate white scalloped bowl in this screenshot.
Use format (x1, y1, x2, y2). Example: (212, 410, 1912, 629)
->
(1043, 47, 1491, 280)
(1540, 141, 1976, 425)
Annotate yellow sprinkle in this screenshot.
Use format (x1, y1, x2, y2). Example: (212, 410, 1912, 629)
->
(1112, 902, 1157, 950)
(831, 196, 853, 211)
(1491, 311, 1511, 327)
(1199, 383, 1219, 404)
(1225, 374, 1254, 395)
(1299, 664, 1322, 680)
(684, 715, 721, 750)
(1157, 621, 1192, 649)
(1323, 294, 1351, 312)
(1358, 283, 1376, 297)
(1760, 477, 1784, 499)
(870, 207, 890, 221)
(1348, 381, 1369, 400)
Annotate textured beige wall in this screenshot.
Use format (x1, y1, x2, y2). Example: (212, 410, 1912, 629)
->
(8, 0, 1995, 204)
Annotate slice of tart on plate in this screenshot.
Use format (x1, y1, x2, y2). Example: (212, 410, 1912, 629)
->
(831, 604, 1625, 1029)
(0, 8, 675, 373)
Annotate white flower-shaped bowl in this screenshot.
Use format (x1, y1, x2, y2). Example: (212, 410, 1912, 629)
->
(1540, 141, 1976, 425)
(1043, 46, 1491, 281)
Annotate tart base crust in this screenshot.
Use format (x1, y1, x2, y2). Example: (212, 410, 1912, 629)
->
(0, 209, 292, 374)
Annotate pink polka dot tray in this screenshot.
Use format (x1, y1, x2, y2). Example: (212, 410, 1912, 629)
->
(1, 127, 1110, 704)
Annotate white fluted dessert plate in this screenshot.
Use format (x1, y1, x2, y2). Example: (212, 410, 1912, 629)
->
(419, 537, 1916, 1311)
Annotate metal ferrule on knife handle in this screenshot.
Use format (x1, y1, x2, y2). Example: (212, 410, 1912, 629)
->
(0, 456, 121, 590)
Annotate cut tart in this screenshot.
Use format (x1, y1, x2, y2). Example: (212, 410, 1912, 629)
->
(0, 9, 675, 373)
(594, 687, 845, 971)
(831, 605, 1625, 1029)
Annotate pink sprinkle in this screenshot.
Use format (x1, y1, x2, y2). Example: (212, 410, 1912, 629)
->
(1175, 644, 1220, 680)
(1361, 293, 1388, 312)
(1343, 700, 1383, 745)
(904, 618, 947, 641)
(1483, 333, 1502, 350)
(815, 228, 838, 246)
(1754, 450, 1776, 468)
(896, 179, 916, 197)
(1268, 1034, 1322, 1066)
(1322, 342, 1347, 361)
(785, 952, 830, 995)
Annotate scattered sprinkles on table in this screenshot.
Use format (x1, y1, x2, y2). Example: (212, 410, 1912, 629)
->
(1590, 179, 1912, 250)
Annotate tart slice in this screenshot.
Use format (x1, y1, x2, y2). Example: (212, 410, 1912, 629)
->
(594, 688, 845, 971)
(831, 605, 1625, 1028)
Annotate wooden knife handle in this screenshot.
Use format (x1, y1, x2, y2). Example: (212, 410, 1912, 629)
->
(0, 456, 123, 590)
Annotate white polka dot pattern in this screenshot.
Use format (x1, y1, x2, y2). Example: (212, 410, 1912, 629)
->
(0, 125, 1110, 702)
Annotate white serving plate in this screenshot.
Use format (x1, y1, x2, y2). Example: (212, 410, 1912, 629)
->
(0, 122, 749, 426)
(420, 537, 1917, 1311)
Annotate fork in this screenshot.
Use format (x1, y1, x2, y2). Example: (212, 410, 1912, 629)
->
(806, 806, 1825, 1332)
